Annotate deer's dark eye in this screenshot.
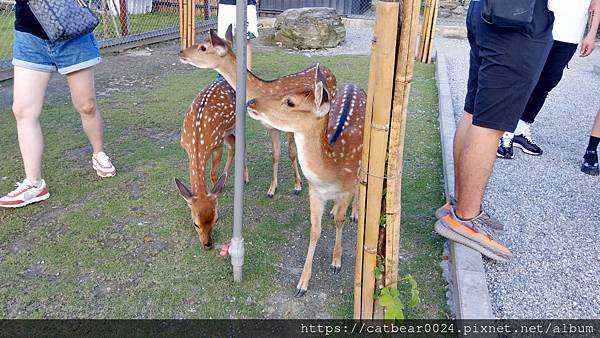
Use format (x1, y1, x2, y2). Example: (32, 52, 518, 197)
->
(286, 99, 295, 108)
(200, 45, 206, 52)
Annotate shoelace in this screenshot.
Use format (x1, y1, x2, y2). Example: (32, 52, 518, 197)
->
(521, 126, 535, 144)
(466, 215, 502, 243)
(8, 181, 33, 197)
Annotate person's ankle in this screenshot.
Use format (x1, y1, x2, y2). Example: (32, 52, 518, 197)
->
(26, 178, 42, 188)
(455, 208, 478, 221)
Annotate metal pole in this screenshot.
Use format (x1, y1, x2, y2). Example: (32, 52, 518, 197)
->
(230, 0, 247, 283)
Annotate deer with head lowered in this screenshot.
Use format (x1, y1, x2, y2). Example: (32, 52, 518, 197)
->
(178, 26, 338, 198)
(247, 65, 367, 297)
(175, 78, 249, 249)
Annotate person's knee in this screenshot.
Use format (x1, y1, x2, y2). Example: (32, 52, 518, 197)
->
(75, 99, 97, 117)
(12, 102, 38, 121)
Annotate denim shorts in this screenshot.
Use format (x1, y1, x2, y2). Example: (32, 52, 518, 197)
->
(12, 31, 101, 75)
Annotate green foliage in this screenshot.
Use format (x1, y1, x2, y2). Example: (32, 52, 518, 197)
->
(376, 274, 420, 320)
(374, 264, 385, 280)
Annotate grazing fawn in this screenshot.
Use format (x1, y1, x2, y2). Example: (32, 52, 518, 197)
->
(247, 65, 367, 297)
(178, 26, 338, 198)
(175, 79, 248, 249)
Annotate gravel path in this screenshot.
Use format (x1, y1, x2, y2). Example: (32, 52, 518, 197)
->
(437, 36, 600, 319)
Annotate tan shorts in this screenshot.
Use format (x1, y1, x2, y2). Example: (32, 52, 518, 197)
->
(217, 4, 259, 39)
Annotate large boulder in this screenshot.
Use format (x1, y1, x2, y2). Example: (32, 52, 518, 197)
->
(274, 7, 346, 50)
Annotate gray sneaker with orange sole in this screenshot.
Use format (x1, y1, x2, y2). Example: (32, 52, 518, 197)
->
(434, 208, 512, 262)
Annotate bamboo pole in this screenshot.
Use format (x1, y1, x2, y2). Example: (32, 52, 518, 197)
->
(354, 0, 399, 320)
(179, 0, 196, 49)
(426, 0, 439, 63)
(417, 0, 432, 61)
(354, 0, 422, 320)
(385, 0, 421, 293)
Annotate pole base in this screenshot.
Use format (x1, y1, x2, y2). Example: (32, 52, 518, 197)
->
(230, 237, 245, 282)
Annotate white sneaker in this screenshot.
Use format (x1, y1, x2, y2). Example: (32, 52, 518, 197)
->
(0, 179, 49, 208)
(92, 152, 116, 178)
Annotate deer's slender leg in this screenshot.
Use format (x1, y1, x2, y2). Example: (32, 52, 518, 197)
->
(225, 133, 250, 184)
(331, 192, 353, 274)
(210, 144, 224, 185)
(295, 185, 325, 297)
(287, 132, 302, 195)
(351, 186, 359, 224)
(267, 128, 280, 198)
(223, 134, 235, 179)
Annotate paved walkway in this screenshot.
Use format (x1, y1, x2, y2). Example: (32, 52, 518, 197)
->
(437, 37, 600, 318)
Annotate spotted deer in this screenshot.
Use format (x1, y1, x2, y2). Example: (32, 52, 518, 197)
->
(178, 26, 338, 198)
(175, 78, 249, 249)
(246, 65, 367, 297)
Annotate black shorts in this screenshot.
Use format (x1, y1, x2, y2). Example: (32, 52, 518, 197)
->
(464, 0, 554, 132)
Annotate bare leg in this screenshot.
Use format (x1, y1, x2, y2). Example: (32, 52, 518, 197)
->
(210, 144, 224, 185)
(453, 112, 473, 199)
(66, 67, 104, 154)
(455, 125, 503, 219)
(287, 132, 302, 194)
(296, 185, 325, 297)
(12, 67, 52, 185)
(267, 129, 280, 198)
(331, 192, 353, 274)
(591, 109, 600, 137)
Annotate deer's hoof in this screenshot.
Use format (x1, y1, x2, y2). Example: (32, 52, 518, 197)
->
(266, 193, 274, 199)
(328, 211, 335, 219)
(351, 216, 358, 224)
(330, 265, 341, 275)
(294, 288, 307, 298)
(294, 189, 301, 196)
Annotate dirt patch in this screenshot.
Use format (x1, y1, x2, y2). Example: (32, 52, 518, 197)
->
(64, 144, 93, 168)
(262, 205, 357, 319)
(125, 125, 180, 145)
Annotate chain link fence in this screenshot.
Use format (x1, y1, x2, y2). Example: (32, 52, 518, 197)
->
(0, 0, 218, 74)
(258, 0, 375, 18)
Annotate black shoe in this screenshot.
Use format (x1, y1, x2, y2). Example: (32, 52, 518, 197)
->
(513, 128, 543, 156)
(581, 150, 599, 176)
(496, 137, 514, 159)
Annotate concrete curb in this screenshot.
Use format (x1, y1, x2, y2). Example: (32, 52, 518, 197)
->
(435, 51, 494, 319)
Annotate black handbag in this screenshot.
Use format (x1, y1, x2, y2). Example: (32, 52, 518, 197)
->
(27, 0, 99, 42)
(481, 0, 536, 29)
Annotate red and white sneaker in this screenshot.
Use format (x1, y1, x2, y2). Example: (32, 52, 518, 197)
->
(92, 152, 116, 178)
(0, 179, 50, 208)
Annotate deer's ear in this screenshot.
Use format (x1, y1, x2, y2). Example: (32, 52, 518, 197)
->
(211, 173, 227, 194)
(225, 24, 234, 43)
(314, 81, 331, 118)
(209, 29, 228, 57)
(175, 178, 193, 202)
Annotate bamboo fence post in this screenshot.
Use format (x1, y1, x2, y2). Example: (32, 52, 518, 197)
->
(426, 0, 439, 63)
(179, 0, 196, 49)
(354, 0, 400, 319)
(417, 0, 431, 61)
(354, 0, 422, 320)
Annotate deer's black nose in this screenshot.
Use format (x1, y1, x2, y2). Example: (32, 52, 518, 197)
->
(246, 99, 256, 108)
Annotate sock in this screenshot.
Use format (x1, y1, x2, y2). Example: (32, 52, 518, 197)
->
(514, 120, 530, 136)
(587, 136, 600, 152)
(502, 131, 514, 139)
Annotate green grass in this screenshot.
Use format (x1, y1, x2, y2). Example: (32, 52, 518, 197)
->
(0, 51, 446, 318)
